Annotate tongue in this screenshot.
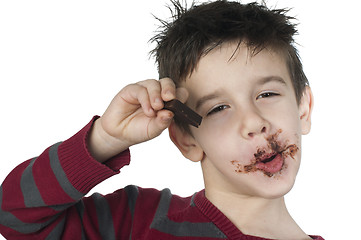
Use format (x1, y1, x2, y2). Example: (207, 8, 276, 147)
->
(255, 154, 283, 174)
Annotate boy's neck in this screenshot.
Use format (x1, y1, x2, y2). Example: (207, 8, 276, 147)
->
(204, 188, 311, 240)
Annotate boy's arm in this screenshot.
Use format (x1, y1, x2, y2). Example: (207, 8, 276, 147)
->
(0, 78, 188, 239)
(0, 117, 131, 239)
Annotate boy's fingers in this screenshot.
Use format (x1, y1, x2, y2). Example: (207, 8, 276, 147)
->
(137, 79, 163, 110)
(159, 77, 176, 101)
(124, 83, 155, 117)
(127, 79, 188, 120)
(147, 110, 174, 138)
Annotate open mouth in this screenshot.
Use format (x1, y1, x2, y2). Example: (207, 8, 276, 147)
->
(241, 152, 284, 177)
(255, 153, 284, 175)
(258, 152, 277, 163)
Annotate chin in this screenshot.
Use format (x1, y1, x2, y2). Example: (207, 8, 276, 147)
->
(253, 169, 298, 199)
(259, 181, 295, 199)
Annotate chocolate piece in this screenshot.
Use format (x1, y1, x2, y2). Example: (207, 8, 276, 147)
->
(163, 99, 202, 128)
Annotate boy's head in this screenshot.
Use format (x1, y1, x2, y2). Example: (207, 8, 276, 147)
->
(151, 1, 314, 199)
(151, 0, 308, 131)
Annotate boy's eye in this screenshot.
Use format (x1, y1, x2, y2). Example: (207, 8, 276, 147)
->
(256, 92, 280, 100)
(206, 105, 230, 116)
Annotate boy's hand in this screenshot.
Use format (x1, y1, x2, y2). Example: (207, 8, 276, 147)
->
(88, 78, 188, 162)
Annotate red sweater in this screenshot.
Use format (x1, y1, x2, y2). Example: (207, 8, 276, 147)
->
(0, 118, 324, 240)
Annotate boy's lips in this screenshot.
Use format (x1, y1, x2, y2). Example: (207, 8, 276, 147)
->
(241, 151, 285, 177)
(254, 153, 284, 174)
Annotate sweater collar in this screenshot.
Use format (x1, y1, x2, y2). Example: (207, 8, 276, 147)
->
(194, 189, 265, 240)
(193, 190, 324, 240)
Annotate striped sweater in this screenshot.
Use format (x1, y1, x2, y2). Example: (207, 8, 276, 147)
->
(0, 117, 324, 240)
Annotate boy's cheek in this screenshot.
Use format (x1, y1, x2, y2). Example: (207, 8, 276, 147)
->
(201, 117, 228, 130)
(203, 108, 255, 130)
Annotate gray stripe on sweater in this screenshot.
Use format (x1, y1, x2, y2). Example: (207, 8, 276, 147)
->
(0, 187, 60, 234)
(190, 192, 196, 207)
(75, 200, 86, 240)
(125, 185, 139, 240)
(150, 188, 226, 238)
(92, 193, 116, 240)
(20, 157, 46, 208)
(20, 156, 72, 212)
(49, 142, 83, 201)
(45, 216, 66, 240)
(125, 185, 139, 220)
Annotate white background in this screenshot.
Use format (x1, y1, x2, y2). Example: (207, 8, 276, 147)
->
(0, 0, 360, 239)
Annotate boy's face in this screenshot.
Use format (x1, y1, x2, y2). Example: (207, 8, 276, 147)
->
(171, 42, 313, 199)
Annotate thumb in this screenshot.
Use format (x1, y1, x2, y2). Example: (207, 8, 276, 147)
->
(146, 110, 174, 139)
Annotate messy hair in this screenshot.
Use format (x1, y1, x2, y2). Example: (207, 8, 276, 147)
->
(150, 0, 309, 129)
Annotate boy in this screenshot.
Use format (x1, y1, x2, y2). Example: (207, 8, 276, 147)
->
(0, 0, 324, 239)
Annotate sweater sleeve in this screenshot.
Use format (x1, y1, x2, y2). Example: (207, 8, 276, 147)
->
(0, 116, 131, 239)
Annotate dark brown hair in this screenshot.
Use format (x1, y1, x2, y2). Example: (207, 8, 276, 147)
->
(150, 0, 308, 129)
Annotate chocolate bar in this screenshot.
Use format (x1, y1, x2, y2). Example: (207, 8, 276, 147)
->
(163, 99, 202, 128)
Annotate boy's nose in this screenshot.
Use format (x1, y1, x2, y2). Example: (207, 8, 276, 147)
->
(239, 108, 270, 139)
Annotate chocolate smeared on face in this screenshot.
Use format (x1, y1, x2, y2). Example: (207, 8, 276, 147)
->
(231, 160, 243, 173)
(265, 129, 284, 154)
(231, 129, 299, 177)
(254, 149, 266, 159)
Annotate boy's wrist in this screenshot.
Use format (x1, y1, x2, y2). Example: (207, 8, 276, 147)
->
(88, 118, 130, 163)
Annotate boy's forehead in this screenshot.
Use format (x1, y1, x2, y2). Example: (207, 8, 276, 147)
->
(184, 42, 289, 87)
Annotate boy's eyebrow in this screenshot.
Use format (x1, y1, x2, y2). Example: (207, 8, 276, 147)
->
(257, 76, 287, 86)
(195, 92, 221, 112)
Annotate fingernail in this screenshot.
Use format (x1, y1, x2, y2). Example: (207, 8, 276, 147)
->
(165, 90, 174, 99)
(161, 112, 174, 122)
(155, 97, 162, 105)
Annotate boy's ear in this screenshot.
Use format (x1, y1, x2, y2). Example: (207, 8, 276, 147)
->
(168, 122, 204, 162)
(299, 86, 314, 135)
